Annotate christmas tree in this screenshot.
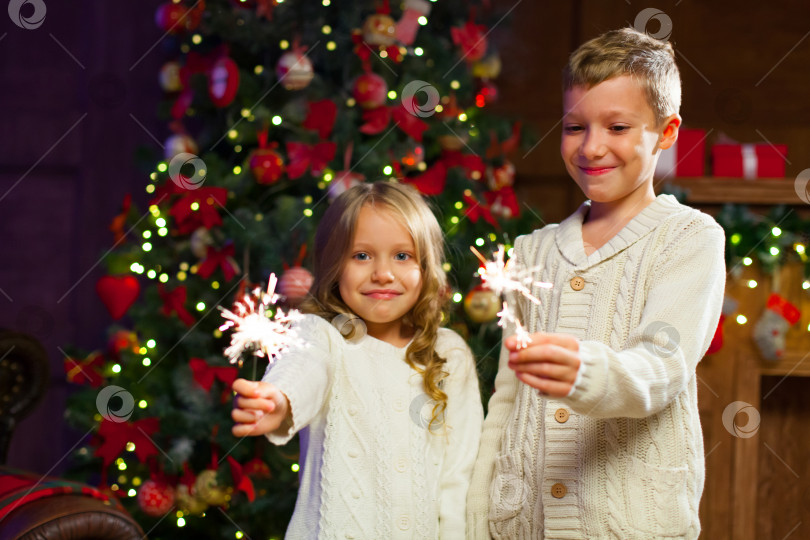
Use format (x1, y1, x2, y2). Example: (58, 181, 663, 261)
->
(64, 0, 542, 537)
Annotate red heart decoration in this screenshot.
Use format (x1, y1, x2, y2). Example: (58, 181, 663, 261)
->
(96, 275, 140, 320)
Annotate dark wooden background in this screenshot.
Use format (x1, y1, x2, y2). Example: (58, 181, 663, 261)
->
(1, 1, 808, 538)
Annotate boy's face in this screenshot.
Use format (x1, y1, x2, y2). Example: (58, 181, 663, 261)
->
(560, 75, 678, 205)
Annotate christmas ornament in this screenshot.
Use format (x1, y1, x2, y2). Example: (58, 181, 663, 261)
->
(208, 56, 240, 108)
(227, 456, 256, 502)
(154, 2, 188, 34)
(438, 133, 469, 152)
(278, 267, 314, 305)
(464, 286, 500, 323)
(243, 456, 271, 478)
(451, 19, 488, 63)
(109, 193, 132, 245)
(109, 330, 139, 358)
(197, 244, 240, 281)
(64, 351, 105, 387)
(159, 61, 183, 93)
(395, 0, 431, 45)
(302, 99, 338, 139)
(219, 273, 306, 364)
(752, 293, 801, 361)
(472, 54, 502, 80)
(158, 284, 196, 326)
(329, 143, 365, 201)
(276, 49, 314, 91)
(164, 133, 198, 162)
(249, 144, 285, 185)
(95, 418, 160, 467)
(362, 14, 397, 46)
(285, 141, 337, 179)
(96, 275, 140, 320)
(194, 469, 231, 506)
(137, 479, 176, 517)
(352, 72, 388, 109)
(485, 187, 520, 219)
(487, 161, 515, 191)
(169, 187, 228, 234)
(190, 227, 214, 258)
(168, 438, 195, 465)
(176, 483, 208, 515)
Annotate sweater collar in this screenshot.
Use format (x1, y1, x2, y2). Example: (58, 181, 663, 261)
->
(555, 194, 682, 268)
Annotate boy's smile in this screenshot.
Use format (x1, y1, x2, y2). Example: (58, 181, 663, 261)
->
(560, 75, 679, 211)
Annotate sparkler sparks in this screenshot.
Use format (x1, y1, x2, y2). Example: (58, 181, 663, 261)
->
(471, 245, 552, 348)
(219, 274, 305, 364)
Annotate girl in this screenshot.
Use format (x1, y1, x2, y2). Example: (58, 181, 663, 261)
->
(232, 181, 483, 539)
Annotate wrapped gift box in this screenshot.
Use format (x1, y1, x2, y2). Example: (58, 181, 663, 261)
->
(712, 143, 788, 178)
(654, 128, 706, 179)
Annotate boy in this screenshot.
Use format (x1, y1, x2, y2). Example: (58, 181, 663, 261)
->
(466, 28, 725, 539)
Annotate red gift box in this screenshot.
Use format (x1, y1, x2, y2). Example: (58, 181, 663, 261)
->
(654, 128, 706, 179)
(712, 143, 788, 178)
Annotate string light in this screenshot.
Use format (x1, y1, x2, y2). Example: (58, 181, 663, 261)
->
(291, 463, 300, 472)
(233, 165, 242, 174)
(126, 442, 136, 452)
(157, 163, 168, 172)
(146, 184, 155, 193)
(142, 358, 151, 367)
(177, 518, 186, 528)
(327, 41, 337, 51)
(736, 315, 748, 325)
(743, 257, 753, 266)
(112, 364, 121, 373)
(414, 47, 424, 56)
(772, 227, 782, 237)
(321, 25, 331, 34)
(383, 165, 393, 175)
(254, 65, 264, 75)
(452, 292, 462, 303)
(196, 302, 206, 311)
(280, 40, 289, 49)
(128, 489, 136, 497)
(138, 400, 147, 409)
(387, 90, 397, 100)
(418, 15, 428, 25)
(272, 115, 282, 125)
(769, 247, 780, 256)
(450, 80, 460, 90)
(191, 34, 202, 44)
(747, 280, 757, 288)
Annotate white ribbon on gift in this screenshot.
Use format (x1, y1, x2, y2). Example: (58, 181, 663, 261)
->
(741, 143, 758, 180)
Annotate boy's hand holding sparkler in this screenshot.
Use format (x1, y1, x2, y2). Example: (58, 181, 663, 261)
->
(505, 333, 581, 398)
(231, 378, 291, 437)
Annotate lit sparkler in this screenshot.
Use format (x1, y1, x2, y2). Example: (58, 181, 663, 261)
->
(219, 274, 305, 365)
(471, 245, 552, 348)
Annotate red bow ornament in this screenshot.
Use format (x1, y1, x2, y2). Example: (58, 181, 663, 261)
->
(189, 357, 238, 393)
(302, 99, 337, 139)
(169, 187, 228, 235)
(227, 457, 256, 502)
(95, 418, 160, 467)
(197, 244, 240, 281)
(64, 351, 105, 387)
(158, 284, 196, 326)
(285, 141, 337, 179)
(463, 191, 498, 227)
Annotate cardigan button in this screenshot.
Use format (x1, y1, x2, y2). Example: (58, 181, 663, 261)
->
(551, 482, 567, 498)
(348, 449, 359, 458)
(395, 457, 408, 472)
(570, 276, 585, 291)
(554, 408, 569, 423)
(348, 404, 358, 416)
(398, 515, 410, 530)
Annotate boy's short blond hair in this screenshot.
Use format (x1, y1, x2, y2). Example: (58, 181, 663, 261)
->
(563, 27, 681, 126)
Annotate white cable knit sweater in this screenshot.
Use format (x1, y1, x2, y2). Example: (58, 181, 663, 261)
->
(263, 314, 483, 539)
(466, 194, 726, 540)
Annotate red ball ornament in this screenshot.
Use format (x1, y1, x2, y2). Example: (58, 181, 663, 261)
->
(208, 57, 240, 108)
(276, 50, 314, 91)
(487, 161, 515, 191)
(243, 457, 272, 479)
(249, 147, 285, 185)
(159, 61, 183, 93)
(137, 479, 176, 517)
(464, 286, 501, 323)
(154, 2, 200, 34)
(362, 14, 397, 46)
(352, 72, 388, 109)
(96, 275, 140, 320)
(279, 267, 314, 305)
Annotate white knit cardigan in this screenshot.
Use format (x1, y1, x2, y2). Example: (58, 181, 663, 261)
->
(264, 314, 484, 539)
(466, 194, 726, 539)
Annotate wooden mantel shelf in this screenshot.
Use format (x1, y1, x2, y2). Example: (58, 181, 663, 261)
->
(660, 177, 803, 205)
(758, 350, 810, 377)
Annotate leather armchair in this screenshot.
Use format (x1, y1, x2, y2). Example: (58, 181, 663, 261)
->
(0, 330, 144, 540)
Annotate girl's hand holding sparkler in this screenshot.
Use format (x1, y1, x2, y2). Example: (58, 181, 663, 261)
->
(505, 332, 581, 397)
(231, 378, 291, 437)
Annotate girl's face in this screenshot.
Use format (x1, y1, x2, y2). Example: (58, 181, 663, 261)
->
(338, 204, 422, 345)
